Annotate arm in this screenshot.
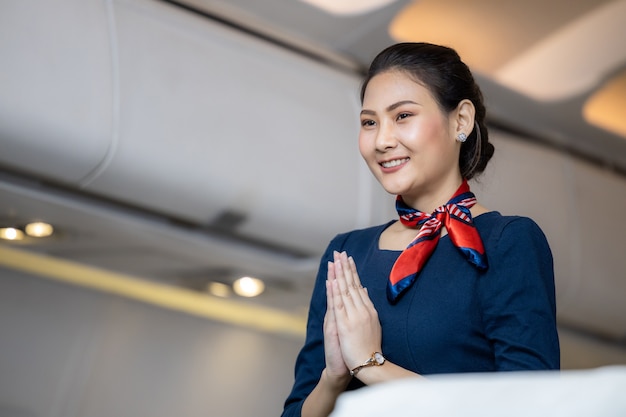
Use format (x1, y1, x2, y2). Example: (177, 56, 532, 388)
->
(292, 250, 419, 417)
(300, 266, 353, 417)
(327, 251, 421, 386)
(300, 369, 351, 417)
(282, 238, 352, 417)
(283, 242, 422, 417)
(479, 217, 560, 370)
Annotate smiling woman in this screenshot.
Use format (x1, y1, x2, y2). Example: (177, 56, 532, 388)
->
(281, 42, 560, 417)
(358, 71, 466, 208)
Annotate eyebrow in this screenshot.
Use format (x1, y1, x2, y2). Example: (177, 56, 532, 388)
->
(360, 100, 420, 116)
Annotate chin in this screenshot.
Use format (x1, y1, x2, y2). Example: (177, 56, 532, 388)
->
(379, 182, 411, 197)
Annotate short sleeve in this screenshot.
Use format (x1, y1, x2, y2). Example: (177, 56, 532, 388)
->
(478, 217, 560, 370)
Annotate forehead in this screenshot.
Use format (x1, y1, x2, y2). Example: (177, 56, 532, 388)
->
(362, 70, 435, 107)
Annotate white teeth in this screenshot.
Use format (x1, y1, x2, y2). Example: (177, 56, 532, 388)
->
(381, 158, 408, 168)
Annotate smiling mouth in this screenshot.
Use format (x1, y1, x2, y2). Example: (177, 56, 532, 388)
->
(380, 158, 409, 168)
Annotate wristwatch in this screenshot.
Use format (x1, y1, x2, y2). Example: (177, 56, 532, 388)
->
(349, 352, 386, 376)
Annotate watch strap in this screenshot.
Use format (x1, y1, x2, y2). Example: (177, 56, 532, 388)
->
(349, 352, 385, 376)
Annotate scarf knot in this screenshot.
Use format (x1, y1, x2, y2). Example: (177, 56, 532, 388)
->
(387, 180, 488, 304)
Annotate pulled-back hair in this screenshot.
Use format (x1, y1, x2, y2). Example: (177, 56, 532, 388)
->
(360, 42, 494, 180)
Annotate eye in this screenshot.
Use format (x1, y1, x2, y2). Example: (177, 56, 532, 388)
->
(361, 119, 376, 128)
(396, 112, 412, 121)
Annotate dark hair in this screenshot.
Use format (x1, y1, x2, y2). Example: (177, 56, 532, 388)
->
(360, 42, 494, 180)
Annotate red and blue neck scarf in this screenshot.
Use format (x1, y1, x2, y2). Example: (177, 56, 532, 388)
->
(388, 180, 488, 304)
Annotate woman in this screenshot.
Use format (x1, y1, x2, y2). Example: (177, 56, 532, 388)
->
(281, 42, 560, 417)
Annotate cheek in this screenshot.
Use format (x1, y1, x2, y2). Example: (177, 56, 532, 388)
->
(358, 133, 382, 176)
(417, 117, 443, 141)
(357, 132, 371, 159)
(408, 117, 450, 152)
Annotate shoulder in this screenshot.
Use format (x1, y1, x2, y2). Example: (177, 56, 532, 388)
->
(476, 212, 553, 273)
(327, 221, 395, 251)
(475, 212, 548, 245)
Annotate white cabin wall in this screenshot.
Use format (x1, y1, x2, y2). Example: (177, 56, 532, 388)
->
(0, 267, 302, 417)
(474, 130, 626, 343)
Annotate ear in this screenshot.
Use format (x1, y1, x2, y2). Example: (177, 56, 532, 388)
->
(453, 99, 476, 137)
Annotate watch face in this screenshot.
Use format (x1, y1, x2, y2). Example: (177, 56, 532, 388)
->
(373, 352, 385, 365)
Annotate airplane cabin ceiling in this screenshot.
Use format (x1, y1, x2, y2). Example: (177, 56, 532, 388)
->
(1, 0, 626, 357)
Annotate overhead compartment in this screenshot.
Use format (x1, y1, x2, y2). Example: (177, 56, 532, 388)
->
(0, 0, 393, 255)
(0, 0, 114, 183)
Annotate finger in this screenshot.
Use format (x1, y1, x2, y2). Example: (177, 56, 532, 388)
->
(332, 251, 346, 288)
(345, 256, 369, 306)
(327, 260, 336, 281)
(339, 251, 358, 290)
(338, 252, 368, 308)
(333, 252, 356, 311)
(326, 261, 337, 320)
(331, 279, 348, 320)
(335, 251, 358, 292)
(329, 259, 350, 315)
(346, 256, 362, 288)
(325, 278, 336, 323)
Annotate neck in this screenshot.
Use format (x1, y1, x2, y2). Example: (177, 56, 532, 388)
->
(401, 178, 466, 213)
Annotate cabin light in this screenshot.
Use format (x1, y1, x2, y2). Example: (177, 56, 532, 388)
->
(0, 227, 25, 241)
(583, 68, 626, 139)
(207, 282, 232, 298)
(298, 0, 397, 16)
(232, 276, 265, 298)
(25, 222, 54, 238)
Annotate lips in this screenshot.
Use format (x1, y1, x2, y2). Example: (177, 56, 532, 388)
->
(380, 158, 409, 168)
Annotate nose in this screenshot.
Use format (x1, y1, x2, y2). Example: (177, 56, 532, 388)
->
(375, 121, 397, 152)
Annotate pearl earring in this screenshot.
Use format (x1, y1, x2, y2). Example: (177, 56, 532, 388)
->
(456, 132, 468, 143)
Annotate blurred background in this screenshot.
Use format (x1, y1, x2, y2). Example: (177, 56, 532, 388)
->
(1, 0, 625, 416)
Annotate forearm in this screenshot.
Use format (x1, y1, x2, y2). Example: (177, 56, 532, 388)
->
(301, 369, 351, 417)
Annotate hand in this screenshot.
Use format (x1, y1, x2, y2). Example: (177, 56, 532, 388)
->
(322, 261, 350, 381)
(328, 251, 382, 372)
